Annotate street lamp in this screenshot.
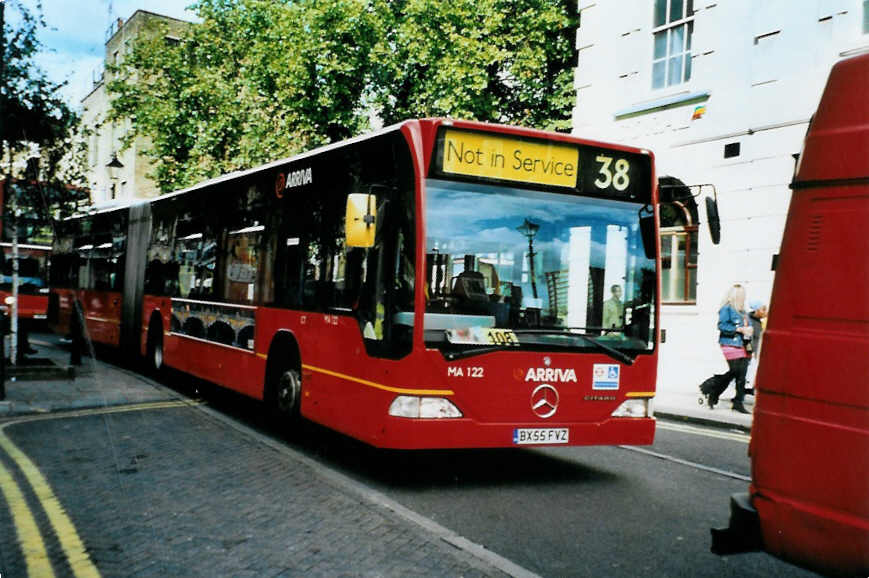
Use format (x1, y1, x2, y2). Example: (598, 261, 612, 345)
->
(517, 218, 540, 299)
(106, 153, 124, 200)
(106, 154, 124, 169)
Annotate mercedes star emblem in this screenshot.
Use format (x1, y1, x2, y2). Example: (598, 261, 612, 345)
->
(531, 384, 559, 418)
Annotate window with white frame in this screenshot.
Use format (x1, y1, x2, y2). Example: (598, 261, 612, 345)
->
(652, 0, 694, 89)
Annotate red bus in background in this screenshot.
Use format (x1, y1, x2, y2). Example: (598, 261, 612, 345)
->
(50, 119, 662, 449)
(712, 55, 869, 574)
(0, 242, 51, 321)
(0, 179, 59, 325)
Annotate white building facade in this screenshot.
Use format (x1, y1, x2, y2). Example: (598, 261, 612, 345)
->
(573, 1, 869, 394)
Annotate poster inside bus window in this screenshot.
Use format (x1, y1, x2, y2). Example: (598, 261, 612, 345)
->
(432, 128, 651, 203)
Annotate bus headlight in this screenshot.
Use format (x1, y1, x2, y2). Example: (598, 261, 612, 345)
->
(611, 399, 653, 418)
(388, 396, 463, 419)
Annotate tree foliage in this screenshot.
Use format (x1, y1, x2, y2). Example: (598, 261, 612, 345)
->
(109, 0, 383, 192)
(1, 0, 84, 215)
(109, 0, 577, 193)
(372, 0, 577, 130)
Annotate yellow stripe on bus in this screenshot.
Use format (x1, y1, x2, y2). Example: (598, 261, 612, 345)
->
(0, 457, 55, 577)
(302, 364, 454, 396)
(626, 392, 656, 398)
(0, 433, 101, 578)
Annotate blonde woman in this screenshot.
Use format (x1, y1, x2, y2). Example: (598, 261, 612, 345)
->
(715, 284, 753, 414)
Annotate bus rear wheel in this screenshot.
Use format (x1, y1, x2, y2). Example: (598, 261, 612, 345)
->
(275, 368, 301, 418)
(150, 339, 163, 371)
(146, 320, 164, 375)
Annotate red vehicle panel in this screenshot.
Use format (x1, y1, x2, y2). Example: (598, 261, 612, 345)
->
(713, 54, 869, 575)
(0, 292, 48, 320)
(0, 243, 51, 321)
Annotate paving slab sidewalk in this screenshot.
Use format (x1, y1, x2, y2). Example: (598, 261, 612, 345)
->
(0, 334, 180, 417)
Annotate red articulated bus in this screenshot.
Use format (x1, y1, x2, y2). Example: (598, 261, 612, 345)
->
(712, 55, 869, 574)
(50, 119, 662, 449)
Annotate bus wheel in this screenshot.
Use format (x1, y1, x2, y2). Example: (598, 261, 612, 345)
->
(146, 318, 164, 374)
(275, 368, 301, 417)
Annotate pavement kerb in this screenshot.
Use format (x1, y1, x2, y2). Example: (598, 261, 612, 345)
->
(654, 410, 752, 434)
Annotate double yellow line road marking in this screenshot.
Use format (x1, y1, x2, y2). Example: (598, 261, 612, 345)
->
(0, 399, 196, 577)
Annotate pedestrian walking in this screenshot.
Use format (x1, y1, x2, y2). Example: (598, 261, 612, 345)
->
(745, 299, 767, 393)
(700, 284, 753, 414)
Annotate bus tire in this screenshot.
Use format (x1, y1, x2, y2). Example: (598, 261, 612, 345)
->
(146, 313, 164, 375)
(275, 368, 301, 418)
(265, 336, 302, 424)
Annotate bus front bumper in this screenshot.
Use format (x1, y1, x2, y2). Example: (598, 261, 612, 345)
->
(367, 416, 656, 449)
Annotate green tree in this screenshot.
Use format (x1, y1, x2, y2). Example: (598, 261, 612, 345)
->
(109, 0, 383, 193)
(0, 0, 83, 216)
(108, 0, 578, 193)
(372, 0, 578, 131)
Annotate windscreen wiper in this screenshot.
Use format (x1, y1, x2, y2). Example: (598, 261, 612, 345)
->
(511, 329, 636, 366)
(444, 346, 505, 361)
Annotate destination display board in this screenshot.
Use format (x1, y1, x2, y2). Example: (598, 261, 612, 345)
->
(432, 128, 652, 203)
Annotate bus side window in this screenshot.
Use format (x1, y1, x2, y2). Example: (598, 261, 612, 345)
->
(145, 209, 175, 296)
(172, 207, 217, 300)
(272, 212, 303, 308)
(224, 229, 262, 304)
(220, 184, 266, 305)
(358, 242, 385, 340)
(302, 238, 323, 309)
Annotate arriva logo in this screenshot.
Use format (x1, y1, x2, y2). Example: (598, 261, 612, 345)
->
(524, 367, 577, 383)
(286, 167, 312, 189)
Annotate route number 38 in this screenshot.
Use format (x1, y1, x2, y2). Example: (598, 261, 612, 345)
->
(594, 155, 631, 192)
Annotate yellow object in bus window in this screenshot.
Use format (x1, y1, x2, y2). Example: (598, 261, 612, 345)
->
(374, 302, 385, 340)
(345, 193, 377, 248)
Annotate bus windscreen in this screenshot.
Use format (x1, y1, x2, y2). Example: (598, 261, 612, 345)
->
(423, 179, 656, 355)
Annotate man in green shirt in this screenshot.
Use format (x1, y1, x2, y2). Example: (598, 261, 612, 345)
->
(602, 284, 624, 332)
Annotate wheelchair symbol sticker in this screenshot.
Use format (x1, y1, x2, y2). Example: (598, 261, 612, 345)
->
(593, 364, 620, 390)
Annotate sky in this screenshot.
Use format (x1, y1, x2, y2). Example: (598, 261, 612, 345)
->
(13, 1, 199, 108)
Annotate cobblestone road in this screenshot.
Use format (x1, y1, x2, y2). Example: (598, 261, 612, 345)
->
(0, 402, 512, 577)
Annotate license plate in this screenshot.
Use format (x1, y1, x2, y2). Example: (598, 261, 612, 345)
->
(513, 428, 569, 445)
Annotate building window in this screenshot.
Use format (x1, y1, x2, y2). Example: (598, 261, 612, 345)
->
(652, 0, 694, 89)
(661, 227, 697, 303)
(659, 176, 698, 304)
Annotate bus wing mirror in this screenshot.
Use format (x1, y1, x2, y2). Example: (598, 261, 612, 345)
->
(705, 196, 721, 245)
(345, 193, 378, 248)
(639, 206, 656, 260)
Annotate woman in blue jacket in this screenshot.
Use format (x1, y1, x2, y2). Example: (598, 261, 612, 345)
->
(716, 284, 753, 413)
